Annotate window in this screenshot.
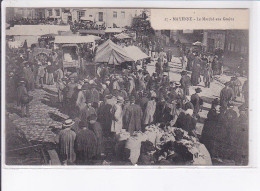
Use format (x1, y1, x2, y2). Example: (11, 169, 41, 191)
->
(48, 9, 53, 17)
(121, 11, 125, 18)
(113, 11, 117, 18)
(55, 9, 60, 16)
(98, 12, 103, 21)
(231, 43, 235, 52)
(89, 15, 93, 17)
(78, 11, 85, 20)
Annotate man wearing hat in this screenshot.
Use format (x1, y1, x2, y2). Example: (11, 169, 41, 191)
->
(180, 70, 191, 96)
(123, 96, 143, 135)
(220, 82, 234, 107)
(59, 119, 76, 165)
(110, 96, 124, 135)
(17, 80, 30, 117)
(191, 88, 202, 116)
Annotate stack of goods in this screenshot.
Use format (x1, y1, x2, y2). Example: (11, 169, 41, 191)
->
(115, 123, 212, 165)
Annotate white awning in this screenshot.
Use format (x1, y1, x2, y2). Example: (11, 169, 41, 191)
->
(54, 35, 101, 44)
(105, 28, 124, 33)
(124, 46, 149, 61)
(6, 25, 70, 36)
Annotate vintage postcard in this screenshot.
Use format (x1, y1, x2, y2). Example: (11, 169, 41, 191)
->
(2, 5, 249, 167)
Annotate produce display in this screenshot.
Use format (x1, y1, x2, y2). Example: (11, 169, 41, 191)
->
(115, 124, 212, 165)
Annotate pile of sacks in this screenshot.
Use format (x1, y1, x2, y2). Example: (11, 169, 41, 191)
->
(115, 124, 212, 165)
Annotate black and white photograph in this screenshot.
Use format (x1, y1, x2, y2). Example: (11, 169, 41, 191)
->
(4, 7, 249, 166)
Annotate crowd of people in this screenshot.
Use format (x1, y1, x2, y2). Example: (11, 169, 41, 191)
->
(6, 24, 248, 165)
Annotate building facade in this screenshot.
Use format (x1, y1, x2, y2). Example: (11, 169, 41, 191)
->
(69, 8, 144, 27)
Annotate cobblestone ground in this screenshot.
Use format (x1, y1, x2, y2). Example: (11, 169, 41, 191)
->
(6, 85, 68, 143)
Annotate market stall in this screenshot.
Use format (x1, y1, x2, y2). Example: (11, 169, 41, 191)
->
(124, 46, 149, 62)
(115, 123, 212, 165)
(94, 39, 134, 65)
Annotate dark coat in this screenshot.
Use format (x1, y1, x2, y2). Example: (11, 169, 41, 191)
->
(89, 122, 103, 155)
(220, 87, 234, 107)
(75, 128, 97, 162)
(176, 112, 196, 134)
(191, 93, 201, 115)
(123, 104, 143, 135)
(191, 57, 201, 86)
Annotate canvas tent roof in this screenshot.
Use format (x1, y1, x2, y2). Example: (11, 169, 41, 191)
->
(79, 29, 105, 35)
(95, 39, 134, 65)
(54, 35, 101, 44)
(6, 25, 70, 36)
(124, 46, 149, 61)
(114, 33, 131, 40)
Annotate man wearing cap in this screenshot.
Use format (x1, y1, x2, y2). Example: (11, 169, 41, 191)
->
(76, 84, 88, 115)
(182, 96, 194, 111)
(112, 77, 121, 91)
(154, 96, 167, 123)
(180, 71, 191, 96)
(97, 95, 113, 137)
(230, 75, 242, 100)
(65, 77, 77, 112)
(123, 96, 143, 135)
(206, 98, 220, 122)
(36, 62, 45, 88)
(155, 61, 163, 76)
(90, 83, 100, 106)
(80, 99, 96, 123)
(191, 88, 203, 116)
(23, 62, 35, 91)
(110, 96, 124, 135)
(203, 63, 213, 88)
(75, 120, 97, 164)
(59, 119, 76, 165)
(17, 80, 30, 117)
(220, 82, 234, 107)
